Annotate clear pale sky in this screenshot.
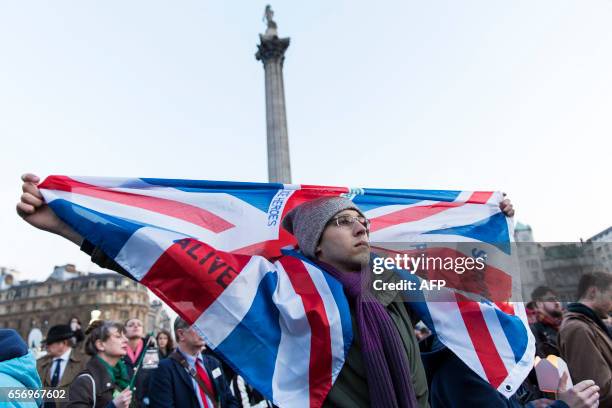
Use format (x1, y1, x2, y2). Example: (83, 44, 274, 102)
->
(1, 1, 610, 281)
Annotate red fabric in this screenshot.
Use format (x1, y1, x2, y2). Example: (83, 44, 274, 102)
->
(195, 359, 215, 408)
(537, 311, 562, 330)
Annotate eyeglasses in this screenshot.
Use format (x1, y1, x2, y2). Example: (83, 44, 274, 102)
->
(330, 215, 370, 230)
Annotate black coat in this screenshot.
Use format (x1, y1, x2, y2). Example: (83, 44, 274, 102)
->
(148, 351, 238, 408)
(66, 356, 119, 408)
(529, 322, 560, 358)
(123, 336, 156, 407)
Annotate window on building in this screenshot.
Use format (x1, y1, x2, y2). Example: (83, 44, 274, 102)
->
(120, 310, 129, 320)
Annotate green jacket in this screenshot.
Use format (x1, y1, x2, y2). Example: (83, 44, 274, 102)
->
(324, 292, 429, 408)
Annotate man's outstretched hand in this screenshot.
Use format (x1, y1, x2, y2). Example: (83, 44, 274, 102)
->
(16, 173, 83, 245)
(500, 194, 514, 217)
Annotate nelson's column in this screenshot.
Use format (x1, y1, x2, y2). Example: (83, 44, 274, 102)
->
(256, 5, 292, 183)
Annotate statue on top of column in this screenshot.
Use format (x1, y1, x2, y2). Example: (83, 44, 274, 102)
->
(263, 5, 278, 37)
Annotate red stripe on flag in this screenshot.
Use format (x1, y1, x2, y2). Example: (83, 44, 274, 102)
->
(281, 186, 349, 222)
(495, 302, 515, 315)
(369, 201, 462, 232)
(40, 175, 234, 233)
(141, 238, 250, 323)
(467, 191, 494, 204)
(368, 191, 495, 233)
(370, 246, 513, 301)
(456, 294, 509, 389)
(279, 257, 333, 408)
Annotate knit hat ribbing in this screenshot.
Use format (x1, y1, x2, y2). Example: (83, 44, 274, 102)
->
(281, 197, 365, 259)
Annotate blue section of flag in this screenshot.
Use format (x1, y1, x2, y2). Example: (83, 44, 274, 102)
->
(48, 199, 141, 260)
(494, 308, 528, 363)
(355, 189, 460, 212)
(423, 212, 511, 254)
(213, 272, 281, 400)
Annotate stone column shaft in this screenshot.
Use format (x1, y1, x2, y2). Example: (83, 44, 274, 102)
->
(256, 35, 291, 184)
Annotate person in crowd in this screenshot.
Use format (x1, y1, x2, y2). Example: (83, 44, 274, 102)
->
(69, 316, 86, 349)
(148, 317, 239, 407)
(526, 301, 538, 325)
(605, 312, 612, 333)
(530, 286, 563, 357)
(67, 320, 133, 408)
(559, 271, 612, 407)
(419, 334, 600, 408)
(122, 318, 156, 406)
(229, 374, 274, 408)
(0, 329, 42, 408)
(37, 324, 87, 407)
(156, 329, 175, 360)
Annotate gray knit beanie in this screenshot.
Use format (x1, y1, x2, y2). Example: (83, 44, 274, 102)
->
(281, 196, 365, 259)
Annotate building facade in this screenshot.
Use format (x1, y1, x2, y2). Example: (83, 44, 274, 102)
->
(0, 264, 159, 344)
(514, 223, 611, 302)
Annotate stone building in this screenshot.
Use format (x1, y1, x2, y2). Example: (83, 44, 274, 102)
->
(513, 223, 610, 303)
(147, 300, 172, 333)
(588, 226, 612, 273)
(0, 264, 159, 344)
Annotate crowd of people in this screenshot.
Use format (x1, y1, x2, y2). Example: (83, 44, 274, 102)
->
(525, 277, 612, 407)
(1, 273, 609, 408)
(1, 315, 275, 408)
(5, 174, 611, 407)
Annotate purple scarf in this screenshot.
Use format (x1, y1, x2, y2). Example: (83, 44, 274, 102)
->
(320, 262, 419, 408)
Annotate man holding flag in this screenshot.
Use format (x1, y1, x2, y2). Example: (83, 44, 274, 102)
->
(15, 173, 599, 407)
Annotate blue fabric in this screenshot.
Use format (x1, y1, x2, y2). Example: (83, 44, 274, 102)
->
(148, 352, 238, 408)
(0, 329, 42, 408)
(0, 329, 28, 363)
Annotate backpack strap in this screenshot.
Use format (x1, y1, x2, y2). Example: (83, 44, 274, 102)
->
(169, 351, 219, 408)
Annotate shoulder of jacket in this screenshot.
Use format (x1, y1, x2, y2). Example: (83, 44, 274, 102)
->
(69, 349, 87, 363)
(560, 315, 592, 334)
(37, 355, 51, 368)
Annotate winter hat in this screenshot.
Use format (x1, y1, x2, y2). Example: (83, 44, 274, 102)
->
(281, 197, 365, 259)
(0, 329, 28, 362)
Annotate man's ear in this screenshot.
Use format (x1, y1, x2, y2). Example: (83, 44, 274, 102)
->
(586, 286, 598, 300)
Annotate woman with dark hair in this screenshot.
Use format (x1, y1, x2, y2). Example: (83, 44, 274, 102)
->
(155, 329, 174, 360)
(67, 320, 132, 408)
(68, 316, 85, 349)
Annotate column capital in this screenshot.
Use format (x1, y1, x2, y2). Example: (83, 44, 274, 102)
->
(256, 35, 290, 65)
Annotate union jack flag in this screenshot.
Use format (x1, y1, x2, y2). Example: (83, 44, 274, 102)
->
(39, 175, 534, 407)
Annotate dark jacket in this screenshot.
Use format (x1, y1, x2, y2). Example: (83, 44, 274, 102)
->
(558, 303, 612, 407)
(148, 350, 239, 408)
(67, 356, 121, 408)
(123, 336, 156, 407)
(420, 336, 569, 408)
(529, 321, 560, 358)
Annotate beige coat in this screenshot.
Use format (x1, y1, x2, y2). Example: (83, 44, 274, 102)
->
(37, 348, 88, 388)
(558, 311, 612, 407)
